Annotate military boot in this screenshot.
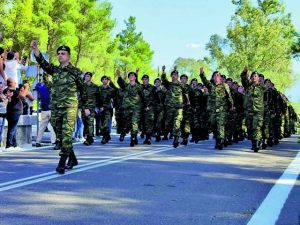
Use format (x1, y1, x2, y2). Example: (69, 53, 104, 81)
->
(155, 134, 161, 142)
(143, 134, 151, 145)
(53, 140, 61, 150)
(101, 136, 107, 144)
(119, 133, 125, 142)
(65, 151, 78, 170)
(130, 135, 138, 147)
(173, 136, 179, 148)
(56, 154, 68, 174)
(85, 135, 94, 145)
(267, 138, 273, 147)
(262, 139, 267, 149)
(252, 140, 259, 152)
(181, 138, 188, 146)
(217, 138, 224, 150)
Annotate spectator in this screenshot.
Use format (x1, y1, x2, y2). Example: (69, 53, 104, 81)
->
(35, 80, 56, 147)
(0, 82, 8, 145)
(4, 51, 28, 86)
(3, 78, 29, 149)
(0, 48, 7, 85)
(23, 80, 34, 115)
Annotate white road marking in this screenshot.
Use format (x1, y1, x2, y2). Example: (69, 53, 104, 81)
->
(247, 150, 300, 225)
(0, 145, 182, 192)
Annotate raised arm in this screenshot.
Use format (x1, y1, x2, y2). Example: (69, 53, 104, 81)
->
(30, 40, 55, 75)
(199, 67, 212, 90)
(240, 65, 251, 88)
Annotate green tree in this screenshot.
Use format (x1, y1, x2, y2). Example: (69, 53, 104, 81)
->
(206, 0, 297, 92)
(0, 0, 34, 52)
(115, 16, 154, 78)
(172, 57, 212, 81)
(74, 0, 115, 81)
(32, 0, 79, 62)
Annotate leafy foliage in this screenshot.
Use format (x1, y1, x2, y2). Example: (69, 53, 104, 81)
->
(206, 0, 297, 92)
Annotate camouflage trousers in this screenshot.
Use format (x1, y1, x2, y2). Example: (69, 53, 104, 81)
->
(180, 106, 192, 138)
(100, 109, 112, 135)
(153, 107, 164, 135)
(143, 108, 154, 135)
(82, 109, 95, 138)
(164, 107, 183, 137)
(245, 112, 264, 141)
(115, 108, 126, 135)
(124, 107, 141, 136)
(210, 111, 227, 139)
(51, 106, 77, 156)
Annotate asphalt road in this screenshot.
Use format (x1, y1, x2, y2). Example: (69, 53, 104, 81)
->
(0, 135, 299, 225)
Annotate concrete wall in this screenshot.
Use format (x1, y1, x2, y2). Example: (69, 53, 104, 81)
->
(1, 115, 37, 147)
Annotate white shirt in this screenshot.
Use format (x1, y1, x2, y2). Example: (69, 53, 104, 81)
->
(4, 60, 28, 86)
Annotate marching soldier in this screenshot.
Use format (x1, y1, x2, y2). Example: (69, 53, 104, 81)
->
(141, 74, 156, 145)
(98, 76, 115, 144)
(241, 66, 266, 152)
(81, 72, 98, 146)
(200, 67, 234, 150)
(161, 66, 190, 148)
(31, 40, 86, 174)
(116, 69, 143, 147)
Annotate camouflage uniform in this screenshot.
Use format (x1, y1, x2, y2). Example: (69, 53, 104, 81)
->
(153, 87, 166, 141)
(200, 72, 233, 149)
(241, 71, 266, 151)
(110, 82, 126, 141)
(117, 76, 143, 146)
(180, 84, 193, 144)
(189, 87, 203, 142)
(161, 72, 189, 147)
(141, 83, 156, 144)
(35, 54, 85, 157)
(81, 81, 98, 144)
(98, 84, 115, 143)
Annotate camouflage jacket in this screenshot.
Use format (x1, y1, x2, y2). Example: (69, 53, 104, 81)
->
(189, 88, 208, 111)
(35, 53, 85, 109)
(153, 87, 166, 111)
(81, 82, 98, 110)
(142, 84, 156, 109)
(161, 73, 189, 108)
(117, 77, 143, 109)
(241, 71, 266, 113)
(200, 72, 233, 113)
(98, 85, 115, 110)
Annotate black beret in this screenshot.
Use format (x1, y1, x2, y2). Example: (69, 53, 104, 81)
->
(85, 72, 93, 77)
(180, 74, 188, 80)
(154, 78, 161, 84)
(170, 70, 178, 76)
(190, 78, 197, 83)
(101, 75, 110, 81)
(128, 71, 137, 78)
(142, 74, 149, 80)
(57, 45, 70, 54)
(226, 77, 233, 82)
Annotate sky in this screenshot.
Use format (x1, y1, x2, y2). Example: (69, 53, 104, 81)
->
(107, 0, 300, 101)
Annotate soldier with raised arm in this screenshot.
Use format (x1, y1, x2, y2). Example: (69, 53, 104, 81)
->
(31, 40, 86, 174)
(200, 67, 234, 150)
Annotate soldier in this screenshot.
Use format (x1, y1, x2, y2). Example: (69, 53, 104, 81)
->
(200, 67, 234, 150)
(31, 40, 86, 174)
(141, 74, 156, 145)
(153, 78, 166, 142)
(116, 69, 143, 147)
(161, 66, 190, 148)
(180, 74, 192, 145)
(241, 66, 266, 152)
(98, 76, 115, 144)
(81, 72, 98, 146)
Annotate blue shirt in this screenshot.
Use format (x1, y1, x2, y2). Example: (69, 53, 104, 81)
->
(35, 83, 51, 111)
